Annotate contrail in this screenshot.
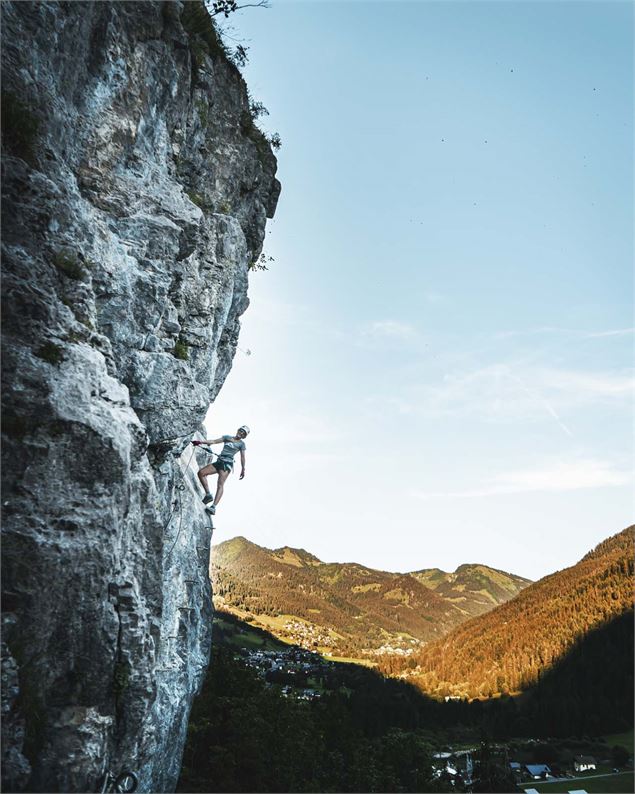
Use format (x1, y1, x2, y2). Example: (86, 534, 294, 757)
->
(507, 370, 574, 437)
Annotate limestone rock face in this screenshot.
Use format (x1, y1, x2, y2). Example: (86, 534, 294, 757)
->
(0, 2, 279, 791)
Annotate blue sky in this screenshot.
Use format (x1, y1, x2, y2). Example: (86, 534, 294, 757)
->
(205, 0, 633, 580)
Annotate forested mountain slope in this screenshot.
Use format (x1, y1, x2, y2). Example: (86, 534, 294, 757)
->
(211, 537, 531, 656)
(378, 526, 634, 700)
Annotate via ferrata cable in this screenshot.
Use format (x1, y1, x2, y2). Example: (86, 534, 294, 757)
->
(164, 443, 210, 560)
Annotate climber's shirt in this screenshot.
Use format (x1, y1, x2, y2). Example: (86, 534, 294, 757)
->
(217, 435, 246, 464)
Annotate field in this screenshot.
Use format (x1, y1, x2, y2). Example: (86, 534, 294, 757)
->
(214, 607, 378, 665)
(604, 729, 635, 753)
(213, 614, 287, 652)
(321, 652, 375, 667)
(529, 772, 635, 793)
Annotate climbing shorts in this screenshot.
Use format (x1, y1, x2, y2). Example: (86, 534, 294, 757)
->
(213, 459, 233, 473)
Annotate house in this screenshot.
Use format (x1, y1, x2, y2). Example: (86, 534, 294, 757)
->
(525, 764, 551, 779)
(574, 756, 596, 772)
(432, 751, 473, 784)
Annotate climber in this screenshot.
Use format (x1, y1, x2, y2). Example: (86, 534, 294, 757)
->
(193, 426, 249, 514)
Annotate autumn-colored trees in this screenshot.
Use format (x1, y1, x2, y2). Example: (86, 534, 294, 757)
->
(378, 527, 634, 703)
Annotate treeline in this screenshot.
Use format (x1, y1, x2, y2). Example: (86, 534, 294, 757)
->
(581, 526, 634, 562)
(378, 527, 634, 700)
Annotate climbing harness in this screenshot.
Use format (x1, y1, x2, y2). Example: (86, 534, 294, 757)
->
(196, 444, 218, 456)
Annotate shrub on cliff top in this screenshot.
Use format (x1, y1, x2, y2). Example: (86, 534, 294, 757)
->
(249, 100, 269, 120)
(207, 0, 270, 19)
(181, 1, 228, 60)
(249, 252, 274, 272)
(268, 132, 282, 151)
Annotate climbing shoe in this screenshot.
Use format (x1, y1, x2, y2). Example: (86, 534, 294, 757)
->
(203, 494, 214, 505)
(205, 504, 216, 515)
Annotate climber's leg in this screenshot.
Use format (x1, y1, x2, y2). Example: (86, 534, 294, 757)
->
(213, 469, 230, 506)
(197, 464, 218, 496)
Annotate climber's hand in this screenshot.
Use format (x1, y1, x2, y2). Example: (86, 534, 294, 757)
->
(240, 469, 245, 480)
(192, 440, 202, 446)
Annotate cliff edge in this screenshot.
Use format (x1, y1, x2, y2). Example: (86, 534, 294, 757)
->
(1, 2, 279, 791)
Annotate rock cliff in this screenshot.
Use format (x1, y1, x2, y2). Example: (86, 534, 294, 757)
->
(1, 2, 279, 791)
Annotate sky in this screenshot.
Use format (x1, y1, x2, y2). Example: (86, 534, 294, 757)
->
(204, 0, 634, 581)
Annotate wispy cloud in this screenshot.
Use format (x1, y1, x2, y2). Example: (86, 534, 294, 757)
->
(494, 326, 634, 341)
(583, 328, 634, 339)
(423, 291, 446, 305)
(539, 368, 635, 398)
(403, 363, 634, 425)
(361, 320, 419, 342)
(414, 458, 633, 499)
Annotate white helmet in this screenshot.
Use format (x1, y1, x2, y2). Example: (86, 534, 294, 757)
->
(238, 425, 250, 436)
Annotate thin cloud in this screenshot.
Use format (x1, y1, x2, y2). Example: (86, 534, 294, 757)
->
(415, 458, 633, 499)
(423, 291, 446, 304)
(494, 326, 634, 341)
(355, 320, 421, 351)
(362, 320, 419, 341)
(408, 363, 634, 423)
(540, 368, 635, 398)
(583, 328, 634, 339)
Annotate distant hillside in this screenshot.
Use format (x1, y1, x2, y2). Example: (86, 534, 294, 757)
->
(379, 526, 634, 700)
(411, 562, 532, 618)
(210, 537, 531, 657)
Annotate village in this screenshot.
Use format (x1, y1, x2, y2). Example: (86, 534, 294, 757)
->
(266, 616, 424, 659)
(235, 645, 335, 701)
(277, 618, 338, 651)
(431, 739, 633, 793)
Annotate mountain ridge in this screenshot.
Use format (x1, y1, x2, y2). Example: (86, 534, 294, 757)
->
(210, 536, 532, 657)
(216, 536, 533, 579)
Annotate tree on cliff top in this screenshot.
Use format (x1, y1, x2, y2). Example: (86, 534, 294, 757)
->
(206, 0, 270, 17)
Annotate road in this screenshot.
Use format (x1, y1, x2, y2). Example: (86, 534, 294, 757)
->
(530, 770, 634, 785)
